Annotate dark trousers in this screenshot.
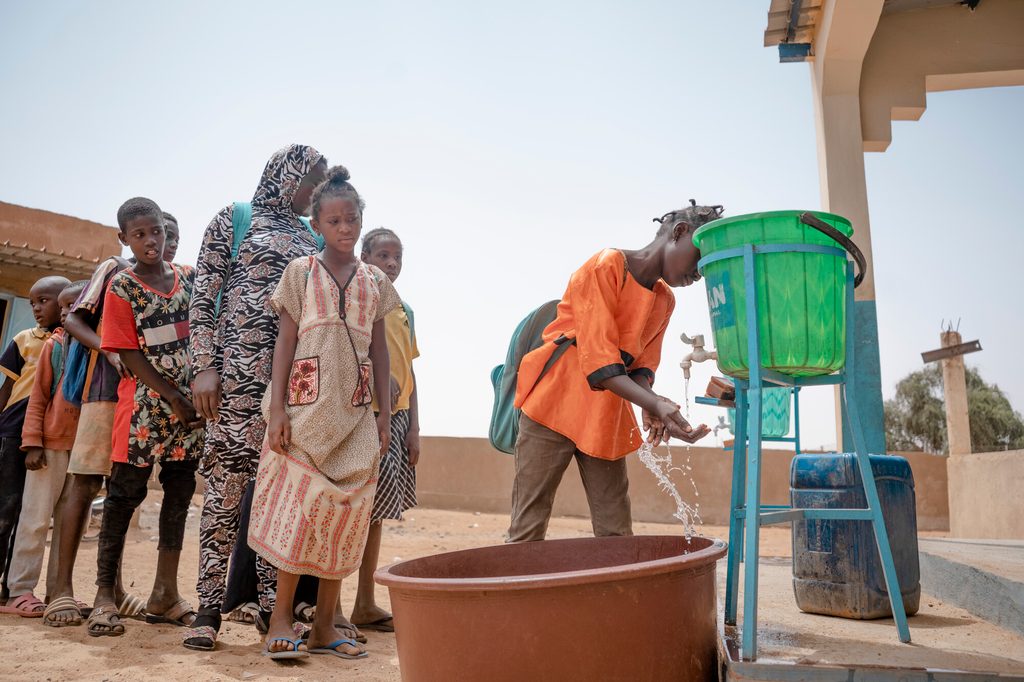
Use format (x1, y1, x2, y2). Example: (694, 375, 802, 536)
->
(0, 436, 27, 598)
(96, 459, 198, 588)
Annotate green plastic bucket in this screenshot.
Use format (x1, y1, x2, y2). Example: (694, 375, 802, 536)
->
(692, 210, 853, 379)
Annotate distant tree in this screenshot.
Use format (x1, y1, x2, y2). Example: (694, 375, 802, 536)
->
(884, 365, 1024, 454)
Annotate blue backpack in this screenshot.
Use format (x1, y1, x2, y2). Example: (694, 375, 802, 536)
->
(488, 300, 567, 454)
(62, 256, 132, 407)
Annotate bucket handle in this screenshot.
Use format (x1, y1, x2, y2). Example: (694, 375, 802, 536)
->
(799, 212, 866, 288)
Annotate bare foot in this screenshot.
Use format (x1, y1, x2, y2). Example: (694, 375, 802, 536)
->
(334, 612, 365, 641)
(350, 604, 392, 627)
(146, 586, 196, 626)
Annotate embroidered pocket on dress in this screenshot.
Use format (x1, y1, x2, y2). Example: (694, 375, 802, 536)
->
(288, 357, 320, 406)
(352, 361, 373, 407)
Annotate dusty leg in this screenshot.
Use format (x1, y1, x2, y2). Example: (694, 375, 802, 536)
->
(309, 578, 364, 657)
(350, 521, 390, 625)
(264, 570, 303, 654)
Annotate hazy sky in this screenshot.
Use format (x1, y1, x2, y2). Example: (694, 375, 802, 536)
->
(2, 1, 1021, 451)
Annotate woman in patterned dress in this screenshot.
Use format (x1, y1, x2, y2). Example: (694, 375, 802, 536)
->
(184, 144, 326, 650)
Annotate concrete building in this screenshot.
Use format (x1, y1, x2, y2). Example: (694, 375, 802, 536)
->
(0, 201, 120, 346)
(764, 0, 1024, 538)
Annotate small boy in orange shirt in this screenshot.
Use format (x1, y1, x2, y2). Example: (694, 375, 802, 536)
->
(0, 275, 69, 608)
(508, 202, 722, 542)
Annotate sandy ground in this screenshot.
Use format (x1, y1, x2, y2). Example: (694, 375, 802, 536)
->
(0, 496, 769, 682)
(0, 496, 986, 681)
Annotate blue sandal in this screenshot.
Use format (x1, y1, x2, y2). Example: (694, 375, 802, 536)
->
(264, 637, 308, 660)
(308, 637, 368, 659)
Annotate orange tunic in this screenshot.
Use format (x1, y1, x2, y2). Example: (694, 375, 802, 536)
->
(515, 249, 675, 460)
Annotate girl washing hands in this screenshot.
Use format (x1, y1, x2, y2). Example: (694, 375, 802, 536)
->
(248, 166, 401, 660)
(508, 201, 723, 543)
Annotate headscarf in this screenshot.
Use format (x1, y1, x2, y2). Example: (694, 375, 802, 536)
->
(251, 143, 325, 211)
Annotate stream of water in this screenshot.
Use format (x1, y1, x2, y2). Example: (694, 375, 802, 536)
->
(636, 438, 702, 540)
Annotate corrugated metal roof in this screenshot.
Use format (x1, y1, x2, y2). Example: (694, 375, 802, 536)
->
(0, 241, 107, 279)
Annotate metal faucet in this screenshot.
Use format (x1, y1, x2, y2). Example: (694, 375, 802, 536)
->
(680, 332, 717, 380)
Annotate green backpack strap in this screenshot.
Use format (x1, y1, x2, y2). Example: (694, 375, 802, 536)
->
(49, 336, 65, 398)
(230, 201, 252, 260)
(219, 203, 322, 314)
(216, 202, 253, 316)
(298, 216, 324, 250)
(401, 301, 416, 343)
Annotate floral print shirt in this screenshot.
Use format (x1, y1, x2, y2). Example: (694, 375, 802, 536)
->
(101, 265, 204, 467)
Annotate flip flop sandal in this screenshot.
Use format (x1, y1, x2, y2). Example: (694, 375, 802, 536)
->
(0, 593, 46, 618)
(182, 625, 218, 651)
(87, 605, 125, 637)
(117, 593, 146, 621)
(227, 602, 258, 624)
(43, 596, 84, 627)
(264, 637, 308, 660)
(145, 598, 196, 626)
(308, 637, 368, 660)
(293, 601, 316, 623)
(353, 615, 394, 633)
(301, 623, 367, 644)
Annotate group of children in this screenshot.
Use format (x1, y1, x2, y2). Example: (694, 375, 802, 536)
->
(0, 139, 723, 664)
(0, 150, 421, 662)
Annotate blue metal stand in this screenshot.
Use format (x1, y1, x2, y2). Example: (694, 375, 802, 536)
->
(695, 243, 911, 661)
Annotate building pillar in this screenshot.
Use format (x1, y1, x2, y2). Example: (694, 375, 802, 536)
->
(940, 331, 972, 456)
(809, 0, 887, 454)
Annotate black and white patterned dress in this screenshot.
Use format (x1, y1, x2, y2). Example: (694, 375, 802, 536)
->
(189, 144, 324, 613)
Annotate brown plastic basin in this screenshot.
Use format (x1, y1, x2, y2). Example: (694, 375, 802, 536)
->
(375, 535, 727, 682)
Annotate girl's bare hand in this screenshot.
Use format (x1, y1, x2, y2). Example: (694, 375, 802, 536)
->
(406, 428, 421, 466)
(390, 376, 401, 406)
(664, 413, 711, 443)
(641, 409, 667, 446)
(651, 395, 710, 443)
(268, 408, 291, 452)
(376, 412, 391, 456)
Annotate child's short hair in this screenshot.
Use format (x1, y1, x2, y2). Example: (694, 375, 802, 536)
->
(361, 227, 401, 256)
(310, 165, 364, 220)
(162, 211, 178, 226)
(62, 280, 89, 300)
(655, 199, 724, 235)
(116, 197, 162, 232)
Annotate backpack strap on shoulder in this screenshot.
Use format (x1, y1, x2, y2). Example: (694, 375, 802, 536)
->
(216, 202, 253, 317)
(401, 301, 416, 340)
(231, 201, 252, 260)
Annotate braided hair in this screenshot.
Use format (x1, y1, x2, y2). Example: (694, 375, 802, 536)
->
(654, 199, 724, 236)
(116, 197, 162, 232)
(361, 227, 402, 257)
(310, 165, 365, 221)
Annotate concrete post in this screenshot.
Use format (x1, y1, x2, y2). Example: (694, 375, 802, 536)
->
(940, 330, 972, 456)
(810, 0, 887, 454)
